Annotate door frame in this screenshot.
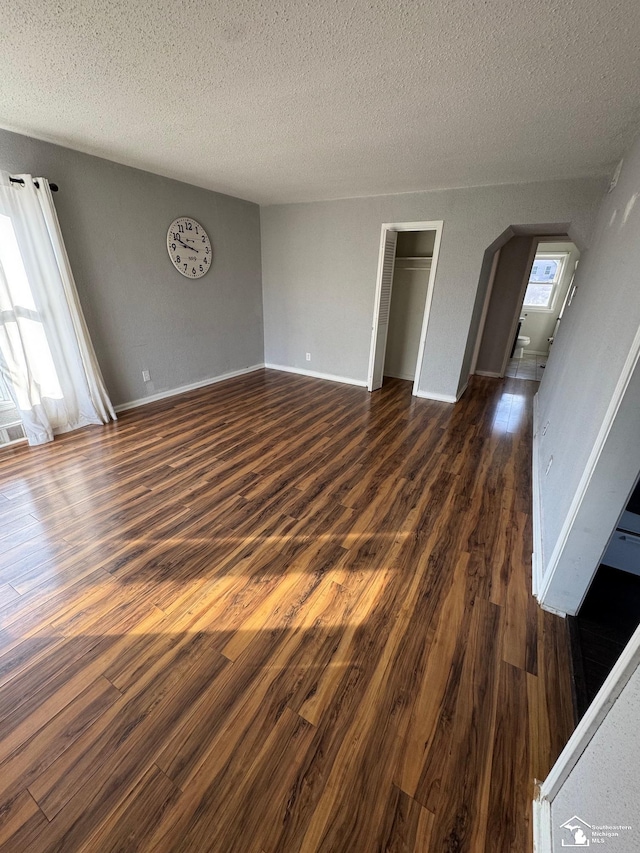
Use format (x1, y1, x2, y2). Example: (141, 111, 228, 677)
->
(367, 220, 444, 394)
(469, 247, 501, 375)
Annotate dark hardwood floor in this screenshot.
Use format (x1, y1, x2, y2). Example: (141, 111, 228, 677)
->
(0, 370, 574, 852)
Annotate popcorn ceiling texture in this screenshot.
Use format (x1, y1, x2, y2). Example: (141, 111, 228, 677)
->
(1, 0, 639, 203)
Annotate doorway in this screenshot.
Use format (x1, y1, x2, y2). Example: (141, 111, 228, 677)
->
(367, 220, 443, 394)
(505, 240, 580, 381)
(472, 233, 579, 383)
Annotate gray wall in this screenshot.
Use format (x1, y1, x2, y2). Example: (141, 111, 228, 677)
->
(0, 128, 263, 407)
(537, 134, 640, 613)
(396, 230, 435, 257)
(475, 235, 536, 375)
(261, 178, 604, 398)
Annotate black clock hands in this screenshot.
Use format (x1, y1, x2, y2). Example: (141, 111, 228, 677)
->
(176, 237, 199, 253)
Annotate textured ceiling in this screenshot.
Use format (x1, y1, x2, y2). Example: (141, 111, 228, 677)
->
(1, 0, 640, 204)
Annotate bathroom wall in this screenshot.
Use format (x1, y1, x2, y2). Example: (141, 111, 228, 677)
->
(520, 240, 580, 355)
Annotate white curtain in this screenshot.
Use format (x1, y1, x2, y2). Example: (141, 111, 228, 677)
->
(0, 172, 115, 445)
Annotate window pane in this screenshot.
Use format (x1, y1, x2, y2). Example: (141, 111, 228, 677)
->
(529, 258, 561, 283)
(523, 282, 553, 307)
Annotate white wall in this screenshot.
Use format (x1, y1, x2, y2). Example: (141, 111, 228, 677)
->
(261, 178, 603, 398)
(0, 128, 264, 407)
(536, 135, 640, 614)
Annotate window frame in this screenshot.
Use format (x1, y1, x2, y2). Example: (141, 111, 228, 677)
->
(522, 251, 569, 313)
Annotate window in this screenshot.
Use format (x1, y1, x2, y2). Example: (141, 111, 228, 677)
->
(523, 252, 568, 310)
(0, 174, 115, 445)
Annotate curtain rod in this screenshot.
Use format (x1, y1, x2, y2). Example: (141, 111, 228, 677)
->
(9, 177, 59, 192)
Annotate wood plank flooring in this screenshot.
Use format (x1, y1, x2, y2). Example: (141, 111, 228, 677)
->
(0, 370, 575, 852)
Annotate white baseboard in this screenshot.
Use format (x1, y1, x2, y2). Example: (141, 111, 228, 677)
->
(264, 363, 367, 387)
(414, 389, 457, 404)
(456, 379, 469, 401)
(540, 601, 567, 617)
(474, 370, 502, 378)
(0, 435, 27, 448)
(413, 376, 468, 405)
(114, 364, 265, 413)
(525, 350, 549, 357)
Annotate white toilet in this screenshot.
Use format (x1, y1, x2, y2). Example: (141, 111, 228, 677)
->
(513, 334, 531, 359)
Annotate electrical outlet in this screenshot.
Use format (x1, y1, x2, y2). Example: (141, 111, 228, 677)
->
(545, 456, 553, 476)
(305, 352, 311, 362)
(142, 370, 151, 382)
(542, 420, 550, 436)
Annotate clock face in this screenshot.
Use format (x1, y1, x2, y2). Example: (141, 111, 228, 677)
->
(167, 218, 212, 278)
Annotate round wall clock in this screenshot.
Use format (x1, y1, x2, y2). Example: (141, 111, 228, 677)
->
(167, 217, 212, 278)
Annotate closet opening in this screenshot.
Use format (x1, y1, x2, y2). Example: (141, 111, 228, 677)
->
(367, 220, 443, 394)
